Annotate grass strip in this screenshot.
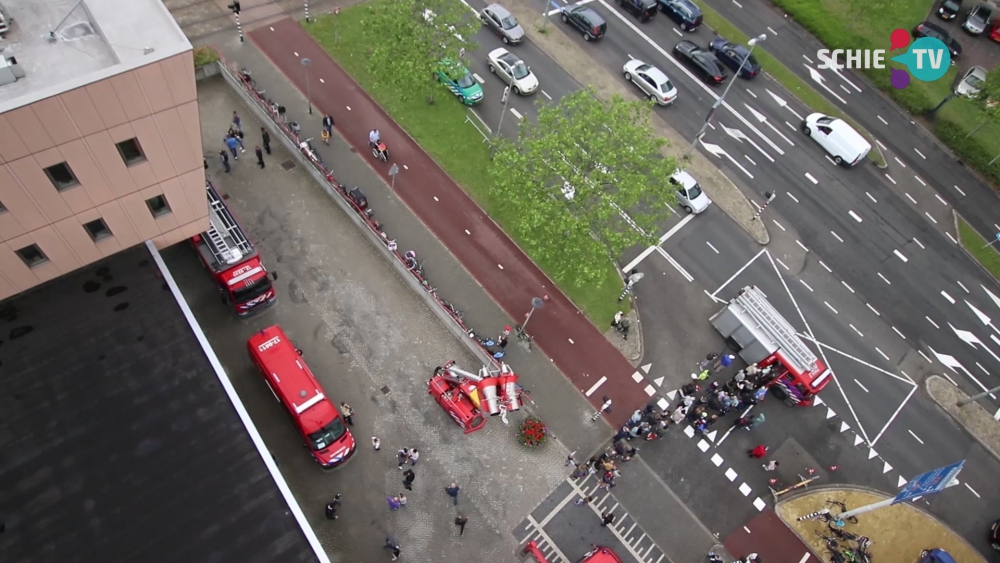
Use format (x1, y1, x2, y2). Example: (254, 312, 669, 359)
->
(957, 215, 1000, 281)
(193, 46, 220, 67)
(690, 0, 887, 167)
(303, 6, 625, 325)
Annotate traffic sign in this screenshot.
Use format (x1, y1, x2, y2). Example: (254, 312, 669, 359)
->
(893, 460, 964, 505)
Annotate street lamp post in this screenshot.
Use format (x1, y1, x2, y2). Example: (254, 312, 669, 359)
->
(684, 34, 767, 159)
(491, 75, 515, 158)
(301, 57, 313, 115)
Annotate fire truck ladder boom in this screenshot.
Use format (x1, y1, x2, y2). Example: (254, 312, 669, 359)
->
(736, 287, 817, 372)
(204, 182, 253, 265)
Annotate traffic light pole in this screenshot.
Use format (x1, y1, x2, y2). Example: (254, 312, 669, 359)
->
(227, 2, 243, 42)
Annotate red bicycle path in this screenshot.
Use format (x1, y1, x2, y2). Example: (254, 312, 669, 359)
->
(249, 19, 649, 429)
(724, 509, 819, 563)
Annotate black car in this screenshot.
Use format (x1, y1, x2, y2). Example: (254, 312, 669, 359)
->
(619, 0, 657, 22)
(936, 0, 962, 20)
(913, 21, 963, 58)
(657, 0, 703, 31)
(990, 519, 1000, 551)
(674, 40, 727, 84)
(560, 6, 607, 41)
(709, 39, 761, 78)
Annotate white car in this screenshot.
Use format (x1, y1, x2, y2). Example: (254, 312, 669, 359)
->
(487, 47, 539, 95)
(623, 59, 678, 105)
(669, 170, 711, 214)
(955, 65, 987, 98)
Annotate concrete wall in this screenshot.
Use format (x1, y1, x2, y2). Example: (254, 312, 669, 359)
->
(0, 50, 208, 300)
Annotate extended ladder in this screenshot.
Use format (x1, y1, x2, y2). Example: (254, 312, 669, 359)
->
(736, 286, 817, 372)
(204, 181, 253, 266)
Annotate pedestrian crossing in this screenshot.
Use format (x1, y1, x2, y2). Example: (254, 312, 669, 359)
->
(567, 475, 668, 563)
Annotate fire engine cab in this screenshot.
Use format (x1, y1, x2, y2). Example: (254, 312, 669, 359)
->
(710, 286, 832, 406)
(429, 361, 524, 433)
(192, 181, 276, 316)
(247, 325, 356, 468)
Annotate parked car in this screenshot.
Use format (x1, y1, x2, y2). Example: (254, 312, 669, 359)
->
(657, 0, 702, 31)
(989, 518, 1000, 551)
(669, 171, 711, 214)
(801, 113, 871, 167)
(913, 21, 963, 58)
(487, 47, 539, 94)
(618, 0, 657, 22)
(623, 59, 678, 104)
(963, 2, 992, 34)
(990, 19, 1000, 42)
(480, 4, 524, 45)
(560, 5, 607, 41)
(709, 39, 762, 78)
(673, 40, 727, 85)
(955, 65, 987, 97)
(937, 0, 962, 19)
(435, 60, 484, 105)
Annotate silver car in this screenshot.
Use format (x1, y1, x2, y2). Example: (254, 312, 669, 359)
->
(955, 65, 987, 98)
(623, 59, 678, 105)
(480, 4, 525, 45)
(963, 2, 992, 34)
(487, 48, 539, 94)
(669, 170, 711, 214)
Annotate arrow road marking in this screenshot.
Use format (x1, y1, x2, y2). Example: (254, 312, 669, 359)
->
(744, 104, 795, 146)
(721, 123, 775, 162)
(766, 89, 804, 121)
(930, 348, 997, 399)
(806, 65, 847, 104)
(965, 299, 1000, 338)
(700, 141, 754, 179)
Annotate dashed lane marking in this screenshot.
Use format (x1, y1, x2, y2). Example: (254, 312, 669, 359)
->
(866, 192, 877, 203)
(976, 361, 989, 374)
(942, 291, 955, 304)
(745, 155, 757, 166)
(473, 73, 485, 84)
(733, 0, 743, 7)
(805, 172, 819, 184)
(915, 176, 926, 186)
(510, 108, 523, 120)
(914, 148, 927, 159)
(954, 185, 966, 196)
(542, 90, 553, 100)
(908, 430, 924, 444)
(802, 54, 814, 64)
(772, 219, 786, 232)
(706, 241, 720, 254)
(776, 258, 790, 271)
(956, 280, 969, 293)
(875, 347, 890, 361)
(831, 231, 844, 243)
(849, 210, 863, 222)
(819, 260, 832, 273)
(926, 316, 940, 329)
(850, 324, 863, 337)
(885, 174, 897, 185)
(767, 26, 777, 35)
(894, 157, 907, 168)
(584, 376, 607, 396)
(935, 193, 948, 205)
(800, 279, 814, 292)
(825, 155, 837, 166)
(894, 249, 908, 262)
(946, 232, 958, 244)
(785, 120, 796, 131)
(842, 281, 855, 293)
(868, 304, 881, 316)
(878, 115, 888, 125)
(746, 88, 757, 98)
(878, 272, 891, 285)
(919, 350, 933, 363)
(796, 240, 809, 252)
(824, 301, 838, 314)
(925, 212, 938, 224)
(913, 237, 924, 249)
(787, 192, 799, 203)
(319, 78, 325, 84)
(965, 483, 981, 498)
(892, 326, 905, 339)
(876, 139, 887, 151)
(854, 379, 869, 392)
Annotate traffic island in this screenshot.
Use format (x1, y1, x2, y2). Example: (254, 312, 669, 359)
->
(776, 487, 987, 563)
(926, 375, 1000, 463)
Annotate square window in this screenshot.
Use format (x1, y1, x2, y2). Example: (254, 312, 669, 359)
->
(44, 162, 79, 191)
(15, 244, 48, 268)
(83, 218, 113, 241)
(145, 194, 171, 217)
(116, 138, 146, 166)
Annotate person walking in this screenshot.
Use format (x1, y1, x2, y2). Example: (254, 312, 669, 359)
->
(565, 451, 577, 467)
(219, 150, 231, 173)
(397, 448, 411, 470)
(748, 444, 768, 459)
(235, 130, 247, 153)
(324, 493, 341, 520)
(406, 449, 419, 466)
(232, 111, 242, 132)
(387, 496, 401, 511)
(454, 514, 468, 536)
(383, 538, 401, 561)
(371, 436, 381, 450)
(402, 469, 415, 491)
(445, 483, 460, 505)
(398, 494, 407, 509)
(225, 135, 239, 159)
(714, 353, 736, 372)
(600, 512, 616, 527)
(763, 460, 779, 471)
(574, 495, 593, 506)
(322, 114, 334, 135)
(255, 146, 265, 169)
(340, 402, 354, 426)
(261, 127, 271, 155)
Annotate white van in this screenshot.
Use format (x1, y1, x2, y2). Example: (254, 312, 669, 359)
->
(801, 113, 871, 167)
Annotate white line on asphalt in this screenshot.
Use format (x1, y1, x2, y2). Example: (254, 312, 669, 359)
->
(894, 249, 908, 263)
(621, 214, 695, 272)
(585, 376, 608, 396)
(717, 406, 754, 446)
(803, 336, 916, 386)
(805, 172, 819, 184)
(926, 316, 940, 329)
(785, 121, 796, 131)
(904, 193, 916, 204)
(706, 241, 720, 254)
(831, 231, 844, 242)
(473, 73, 485, 84)
(976, 361, 989, 374)
(893, 327, 906, 340)
(908, 430, 924, 444)
(526, 515, 570, 561)
(868, 303, 881, 316)
(915, 176, 926, 186)
(293, 51, 299, 57)
(745, 526, 752, 534)
(803, 54, 814, 64)
(850, 324, 864, 337)
(914, 148, 927, 159)
(878, 115, 888, 125)
(745, 155, 757, 166)
(825, 155, 837, 166)
(842, 281, 855, 293)
(941, 291, 955, 304)
(935, 193, 948, 205)
(772, 219, 786, 232)
(787, 192, 799, 203)
(800, 279, 814, 292)
(913, 237, 925, 249)
(510, 108, 523, 120)
(995, 223, 1000, 233)
(965, 483, 981, 498)
(655, 247, 694, 282)
(750, 199, 761, 211)
(876, 139, 887, 151)
(711, 248, 768, 298)
(797, 554, 811, 563)
(925, 212, 938, 224)
(542, 90, 553, 100)
(796, 240, 809, 252)
(946, 232, 958, 244)
(776, 258, 790, 271)
(875, 347, 890, 361)
(839, 84, 851, 94)
(885, 174, 897, 185)
(849, 210, 863, 222)
(957, 280, 969, 293)
(866, 192, 877, 203)
(919, 350, 932, 363)
(894, 156, 907, 168)
(819, 260, 831, 273)
(878, 272, 891, 285)
(854, 379, 869, 392)
(825, 301, 838, 314)
(954, 185, 966, 196)
(673, 28, 683, 37)
(732, 0, 743, 7)
(746, 88, 757, 98)
(707, 122, 716, 130)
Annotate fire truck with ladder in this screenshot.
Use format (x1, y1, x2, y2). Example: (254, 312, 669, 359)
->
(710, 286, 832, 406)
(428, 360, 525, 434)
(192, 181, 277, 316)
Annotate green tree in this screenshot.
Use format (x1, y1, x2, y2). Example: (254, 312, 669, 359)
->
(978, 66, 1000, 164)
(488, 88, 677, 288)
(361, 0, 479, 103)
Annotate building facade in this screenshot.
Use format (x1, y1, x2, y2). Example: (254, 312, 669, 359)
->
(0, 0, 208, 300)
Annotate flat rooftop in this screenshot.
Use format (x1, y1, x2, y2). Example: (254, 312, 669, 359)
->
(0, 245, 318, 563)
(0, 0, 191, 112)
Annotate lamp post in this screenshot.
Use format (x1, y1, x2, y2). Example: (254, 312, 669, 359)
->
(491, 75, 515, 158)
(684, 34, 767, 159)
(301, 58, 312, 115)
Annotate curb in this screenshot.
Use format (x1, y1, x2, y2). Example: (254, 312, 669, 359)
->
(925, 374, 1000, 465)
(952, 210, 1000, 293)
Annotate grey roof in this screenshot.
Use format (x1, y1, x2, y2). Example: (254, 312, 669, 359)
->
(0, 245, 317, 563)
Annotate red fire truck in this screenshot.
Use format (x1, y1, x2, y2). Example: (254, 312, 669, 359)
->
(710, 286, 832, 406)
(428, 361, 524, 434)
(192, 181, 277, 316)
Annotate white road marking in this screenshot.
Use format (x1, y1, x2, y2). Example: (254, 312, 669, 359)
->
(746, 88, 757, 98)
(878, 115, 888, 125)
(319, 78, 325, 84)
(706, 241, 720, 254)
(868, 304, 880, 316)
(434, 196, 439, 201)
(785, 121, 796, 130)
(976, 361, 989, 374)
(926, 316, 940, 329)
(673, 28, 683, 37)
(831, 231, 844, 242)
(871, 384, 919, 446)
(805, 172, 819, 184)
(745, 155, 757, 166)
(914, 148, 927, 159)
(787, 192, 799, 203)
(919, 350, 932, 363)
(767, 26, 777, 35)
(954, 185, 966, 196)
(956, 280, 969, 293)
(772, 219, 786, 232)
(796, 240, 809, 252)
(585, 376, 608, 396)
(965, 483, 981, 498)
(935, 193, 948, 205)
(294, 51, 299, 57)
(621, 215, 695, 272)
(510, 108, 523, 120)
(894, 156, 907, 168)
(473, 73, 485, 84)
(908, 430, 924, 444)
(541, 90, 553, 100)
(854, 379, 869, 392)
(849, 210, 863, 222)
(842, 281, 855, 293)
(894, 249, 908, 262)
(824, 301, 838, 314)
(892, 326, 905, 340)
(819, 260, 831, 273)
(925, 212, 938, 225)
(876, 139, 887, 151)
(850, 324, 864, 337)
(913, 237, 925, 249)
(803, 336, 916, 386)
(800, 279, 814, 292)
(866, 192, 877, 203)
(707, 122, 716, 130)
(733, 0, 743, 6)
(946, 232, 958, 244)
(875, 347, 890, 361)
(802, 54, 814, 64)
(885, 174, 897, 185)
(839, 84, 851, 94)
(941, 291, 955, 304)
(627, 53, 635, 60)
(776, 258, 790, 271)
(346, 106, 351, 110)
(915, 176, 926, 186)
(465, 229, 471, 235)
(655, 247, 694, 282)
(825, 155, 837, 166)
(403, 164, 409, 170)
(904, 193, 916, 204)
(878, 272, 891, 285)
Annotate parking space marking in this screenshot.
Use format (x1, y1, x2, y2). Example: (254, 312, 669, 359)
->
(525, 516, 570, 562)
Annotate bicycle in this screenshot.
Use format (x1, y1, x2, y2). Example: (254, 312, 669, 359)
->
(826, 500, 859, 524)
(441, 300, 463, 320)
(515, 324, 533, 351)
(590, 396, 612, 422)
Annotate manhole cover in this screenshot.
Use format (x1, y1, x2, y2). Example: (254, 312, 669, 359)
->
(380, 386, 391, 395)
(281, 160, 296, 171)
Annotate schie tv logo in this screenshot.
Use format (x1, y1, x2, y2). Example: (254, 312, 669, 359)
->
(816, 29, 950, 90)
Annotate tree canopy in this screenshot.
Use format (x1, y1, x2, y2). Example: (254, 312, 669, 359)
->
(488, 87, 678, 288)
(976, 64, 1000, 120)
(361, 0, 479, 102)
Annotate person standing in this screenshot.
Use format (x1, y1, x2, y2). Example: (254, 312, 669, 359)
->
(387, 496, 401, 511)
(748, 444, 768, 459)
(565, 451, 577, 467)
(340, 402, 354, 426)
(219, 150, 231, 173)
(407, 448, 419, 467)
(445, 483, 460, 505)
(261, 127, 271, 154)
(402, 469, 415, 491)
(235, 129, 247, 153)
(255, 146, 265, 169)
(322, 114, 334, 134)
(398, 494, 407, 509)
(371, 436, 381, 450)
(397, 448, 411, 470)
(763, 460, 779, 471)
(600, 512, 616, 527)
(714, 353, 736, 372)
(454, 514, 468, 536)
(232, 111, 242, 132)
(325, 494, 341, 520)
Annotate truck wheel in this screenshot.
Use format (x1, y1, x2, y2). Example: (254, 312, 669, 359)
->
(769, 385, 789, 401)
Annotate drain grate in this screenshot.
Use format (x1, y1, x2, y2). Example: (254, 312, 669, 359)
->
(380, 386, 391, 395)
(280, 160, 296, 171)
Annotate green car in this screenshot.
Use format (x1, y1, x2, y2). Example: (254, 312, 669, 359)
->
(435, 60, 484, 105)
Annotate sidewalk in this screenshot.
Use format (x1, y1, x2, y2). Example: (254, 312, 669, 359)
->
(243, 18, 654, 429)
